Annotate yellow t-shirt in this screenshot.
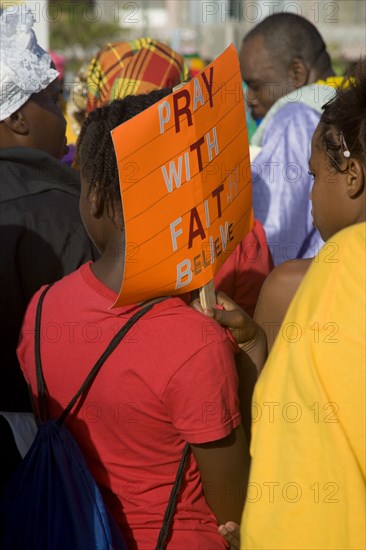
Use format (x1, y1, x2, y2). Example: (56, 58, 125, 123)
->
(241, 223, 366, 550)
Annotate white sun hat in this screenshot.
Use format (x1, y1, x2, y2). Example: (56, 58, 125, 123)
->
(0, 6, 58, 121)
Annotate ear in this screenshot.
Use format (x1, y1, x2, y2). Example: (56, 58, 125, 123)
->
(346, 158, 365, 199)
(3, 109, 29, 136)
(287, 58, 309, 89)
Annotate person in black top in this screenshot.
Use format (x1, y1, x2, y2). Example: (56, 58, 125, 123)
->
(0, 6, 95, 490)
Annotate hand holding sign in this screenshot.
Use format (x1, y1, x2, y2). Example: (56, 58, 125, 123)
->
(111, 45, 253, 307)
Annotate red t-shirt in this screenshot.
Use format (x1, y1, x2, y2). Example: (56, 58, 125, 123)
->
(214, 219, 274, 317)
(17, 263, 240, 549)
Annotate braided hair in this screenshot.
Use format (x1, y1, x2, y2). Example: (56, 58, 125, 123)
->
(76, 88, 172, 216)
(319, 58, 366, 172)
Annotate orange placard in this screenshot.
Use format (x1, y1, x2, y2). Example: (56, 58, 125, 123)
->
(111, 44, 253, 307)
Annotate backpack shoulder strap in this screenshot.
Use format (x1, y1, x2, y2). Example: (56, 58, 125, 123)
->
(36, 286, 188, 549)
(34, 285, 165, 423)
(58, 302, 157, 424)
(155, 442, 190, 550)
(35, 284, 55, 421)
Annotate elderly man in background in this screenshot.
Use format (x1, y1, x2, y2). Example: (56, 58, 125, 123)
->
(240, 13, 342, 265)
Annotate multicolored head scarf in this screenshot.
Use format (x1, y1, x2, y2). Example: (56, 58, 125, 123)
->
(86, 37, 189, 112)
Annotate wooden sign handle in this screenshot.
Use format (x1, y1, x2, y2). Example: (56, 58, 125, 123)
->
(199, 280, 216, 310)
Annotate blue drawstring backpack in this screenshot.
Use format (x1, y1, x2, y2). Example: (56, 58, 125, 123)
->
(0, 285, 189, 550)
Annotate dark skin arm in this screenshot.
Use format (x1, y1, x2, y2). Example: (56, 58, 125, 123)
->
(212, 262, 311, 549)
(211, 293, 267, 375)
(192, 292, 268, 375)
(190, 268, 310, 548)
(195, 294, 266, 441)
(254, 258, 312, 351)
(235, 349, 259, 443)
(190, 424, 249, 526)
(192, 292, 265, 442)
(191, 293, 266, 549)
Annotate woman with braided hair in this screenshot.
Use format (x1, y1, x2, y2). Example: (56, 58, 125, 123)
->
(206, 58, 366, 550)
(250, 57, 366, 352)
(207, 59, 366, 359)
(17, 90, 250, 549)
(66, 37, 275, 319)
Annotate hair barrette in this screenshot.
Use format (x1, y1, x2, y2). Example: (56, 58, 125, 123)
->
(339, 131, 351, 158)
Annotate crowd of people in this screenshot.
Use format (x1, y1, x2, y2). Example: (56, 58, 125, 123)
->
(0, 5, 364, 550)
